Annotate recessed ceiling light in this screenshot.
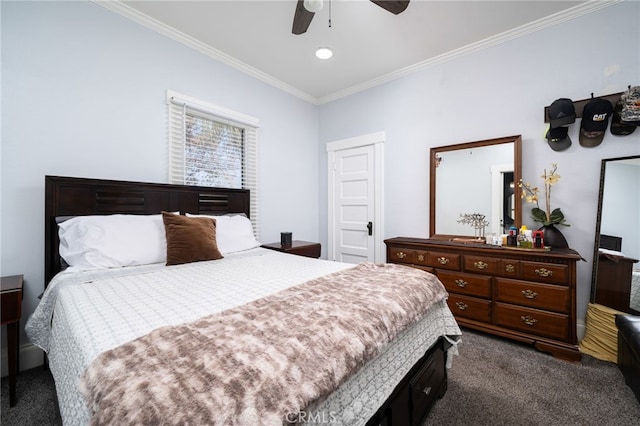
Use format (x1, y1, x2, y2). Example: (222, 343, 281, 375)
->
(303, 0, 323, 13)
(315, 47, 333, 60)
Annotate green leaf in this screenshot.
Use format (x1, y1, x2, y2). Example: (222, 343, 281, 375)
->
(530, 207, 547, 224)
(549, 208, 570, 226)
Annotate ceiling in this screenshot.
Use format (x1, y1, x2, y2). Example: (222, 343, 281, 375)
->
(103, 0, 601, 104)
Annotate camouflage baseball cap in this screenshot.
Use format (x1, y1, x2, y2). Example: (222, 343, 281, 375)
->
(611, 97, 636, 136)
(620, 86, 640, 126)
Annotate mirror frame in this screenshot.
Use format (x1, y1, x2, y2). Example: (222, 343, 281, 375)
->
(589, 154, 640, 312)
(429, 135, 522, 239)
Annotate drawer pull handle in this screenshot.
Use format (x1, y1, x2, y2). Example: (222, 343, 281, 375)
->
(521, 289, 538, 299)
(521, 315, 538, 326)
(455, 301, 469, 311)
(455, 279, 468, 288)
(418, 254, 425, 262)
(438, 257, 450, 265)
(535, 268, 553, 277)
(474, 261, 488, 270)
(422, 386, 432, 395)
(505, 264, 515, 273)
(396, 252, 406, 259)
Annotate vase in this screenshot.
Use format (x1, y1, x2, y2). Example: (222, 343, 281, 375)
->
(539, 224, 569, 248)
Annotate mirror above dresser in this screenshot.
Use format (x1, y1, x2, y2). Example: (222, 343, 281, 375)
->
(429, 135, 522, 239)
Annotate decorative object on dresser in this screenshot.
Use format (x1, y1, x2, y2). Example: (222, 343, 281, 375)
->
(261, 240, 321, 259)
(1, 274, 24, 407)
(385, 237, 582, 361)
(518, 163, 570, 248)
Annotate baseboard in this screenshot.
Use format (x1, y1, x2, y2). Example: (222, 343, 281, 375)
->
(1, 344, 45, 377)
(577, 319, 586, 342)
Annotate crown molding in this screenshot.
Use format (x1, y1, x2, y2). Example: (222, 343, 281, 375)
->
(93, 0, 620, 106)
(91, 0, 317, 104)
(317, 0, 622, 104)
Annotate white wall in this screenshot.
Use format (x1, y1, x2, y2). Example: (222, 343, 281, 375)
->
(318, 1, 640, 331)
(1, 1, 320, 369)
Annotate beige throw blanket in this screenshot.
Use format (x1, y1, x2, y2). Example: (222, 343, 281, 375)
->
(80, 262, 448, 425)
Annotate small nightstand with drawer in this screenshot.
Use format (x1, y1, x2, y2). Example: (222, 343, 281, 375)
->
(2, 274, 24, 407)
(261, 240, 321, 259)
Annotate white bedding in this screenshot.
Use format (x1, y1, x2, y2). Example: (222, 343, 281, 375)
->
(26, 248, 461, 425)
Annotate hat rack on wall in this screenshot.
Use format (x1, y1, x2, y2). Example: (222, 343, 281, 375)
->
(543, 90, 627, 123)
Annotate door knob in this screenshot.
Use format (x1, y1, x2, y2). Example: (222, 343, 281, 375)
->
(367, 221, 373, 236)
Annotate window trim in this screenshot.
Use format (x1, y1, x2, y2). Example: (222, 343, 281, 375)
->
(166, 90, 260, 238)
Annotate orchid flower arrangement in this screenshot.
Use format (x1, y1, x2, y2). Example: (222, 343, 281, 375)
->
(518, 163, 570, 227)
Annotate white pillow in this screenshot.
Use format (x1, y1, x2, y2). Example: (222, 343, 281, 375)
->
(186, 214, 260, 254)
(58, 214, 172, 271)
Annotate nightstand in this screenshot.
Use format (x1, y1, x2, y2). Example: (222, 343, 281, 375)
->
(1, 274, 23, 407)
(261, 240, 321, 259)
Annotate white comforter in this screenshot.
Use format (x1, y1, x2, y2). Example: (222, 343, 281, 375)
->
(26, 248, 461, 425)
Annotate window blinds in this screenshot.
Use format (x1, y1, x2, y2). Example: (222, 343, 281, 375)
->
(167, 91, 259, 238)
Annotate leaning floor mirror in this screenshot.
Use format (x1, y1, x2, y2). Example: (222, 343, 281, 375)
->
(590, 155, 640, 314)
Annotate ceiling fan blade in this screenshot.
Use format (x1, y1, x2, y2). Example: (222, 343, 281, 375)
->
(370, 0, 410, 15)
(292, 0, 315, 35)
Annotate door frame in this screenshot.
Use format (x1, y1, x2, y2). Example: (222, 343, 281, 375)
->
(326, 131, 385, 263)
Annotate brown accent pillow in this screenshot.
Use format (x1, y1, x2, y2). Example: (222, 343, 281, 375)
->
(162, 212, 223, 266)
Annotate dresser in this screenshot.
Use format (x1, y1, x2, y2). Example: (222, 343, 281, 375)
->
(385, 237, 582, 361)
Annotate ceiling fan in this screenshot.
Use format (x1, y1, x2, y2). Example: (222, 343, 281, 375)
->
(292, 0, 410, 35)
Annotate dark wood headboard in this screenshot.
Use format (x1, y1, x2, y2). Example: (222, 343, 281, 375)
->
(45, 175, 250, 285)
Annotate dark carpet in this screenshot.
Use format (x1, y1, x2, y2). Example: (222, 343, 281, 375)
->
(1, 329, 638, 425)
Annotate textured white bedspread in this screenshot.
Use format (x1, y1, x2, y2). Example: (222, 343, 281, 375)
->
(26, 248, 461, 425)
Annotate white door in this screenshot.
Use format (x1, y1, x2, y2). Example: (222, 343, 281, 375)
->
(327, 132, 384, 264)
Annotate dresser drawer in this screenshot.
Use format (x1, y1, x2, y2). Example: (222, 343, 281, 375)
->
(438, 270, 491, 298)
(495, 278, 570, 313)
(521, 261, 569, 285)
(463, 255, 500, 275)
(425, 251, 460, 270)
(447, 294, 491, 323)
(388, 247, 416, 265)
(494, 302, 569, 341)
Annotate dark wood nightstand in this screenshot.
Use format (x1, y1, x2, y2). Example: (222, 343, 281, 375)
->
(1, 274, 23, 407)
(261, 240, 321, 259)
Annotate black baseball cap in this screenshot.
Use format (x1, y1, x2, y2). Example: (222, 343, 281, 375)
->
(548, 98, 576, 128)
(545, 125, 571, 151)
(580, 98, 613, 147)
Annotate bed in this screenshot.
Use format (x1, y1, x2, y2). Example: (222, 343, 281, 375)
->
(26, 175, 461, 425)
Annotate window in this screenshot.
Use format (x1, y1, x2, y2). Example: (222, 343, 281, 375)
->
(167, 90, 260, 237)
